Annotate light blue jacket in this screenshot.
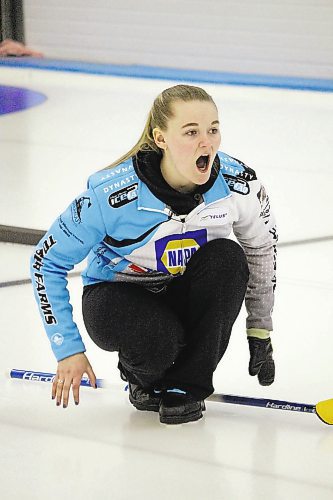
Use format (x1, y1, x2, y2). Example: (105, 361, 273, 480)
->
(31, 151, 277, 360)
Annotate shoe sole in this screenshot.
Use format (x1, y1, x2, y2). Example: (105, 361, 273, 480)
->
(129, 394, 160, 412)
(159, 411, 203, 424)
(159, 401, 206, 425)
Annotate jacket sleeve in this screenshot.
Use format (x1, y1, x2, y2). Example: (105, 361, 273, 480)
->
(30, 187, 106, 361)
(232, 180, 278, 331)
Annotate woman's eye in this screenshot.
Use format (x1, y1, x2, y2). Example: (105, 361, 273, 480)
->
(210, 128, 219, 134)
(186, 130, 197, 136)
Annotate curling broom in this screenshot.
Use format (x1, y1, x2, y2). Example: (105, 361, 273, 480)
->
(9, 368, 333, 425)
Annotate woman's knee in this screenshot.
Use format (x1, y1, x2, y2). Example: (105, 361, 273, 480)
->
(201, 238, 246, 259)
(188, 238, 249, 277)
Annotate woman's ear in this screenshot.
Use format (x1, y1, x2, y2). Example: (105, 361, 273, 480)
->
(153, 128, 167, 151)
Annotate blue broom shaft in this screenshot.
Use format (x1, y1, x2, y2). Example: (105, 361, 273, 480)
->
(208, 393, 316, 413)
(10, 369, 104, 388)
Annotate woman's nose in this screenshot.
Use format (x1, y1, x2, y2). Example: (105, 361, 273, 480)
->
(199, 134, 211, 147)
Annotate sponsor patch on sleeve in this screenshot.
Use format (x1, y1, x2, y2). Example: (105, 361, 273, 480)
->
(108, 183, 138, 208)
(224, 174, 250, 195)
(257, 185, 271, 224)
(71, 196, 92, 224)
(32, 235, 58, 325)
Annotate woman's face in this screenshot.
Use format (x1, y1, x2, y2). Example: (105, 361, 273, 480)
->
(154, 100, 221, 192)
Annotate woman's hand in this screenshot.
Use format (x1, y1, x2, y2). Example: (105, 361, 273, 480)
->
(52, 353, 97, 407)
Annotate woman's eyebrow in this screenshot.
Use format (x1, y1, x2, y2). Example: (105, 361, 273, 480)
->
(181, 122, 198, 128)
(181, 120, 220, 128)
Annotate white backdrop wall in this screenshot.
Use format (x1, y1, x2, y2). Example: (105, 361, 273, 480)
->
(23, 0, 333, 79)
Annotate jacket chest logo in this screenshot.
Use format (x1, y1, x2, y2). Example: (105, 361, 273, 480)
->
(155, 230, 207, 275)
(198, 208, 229, 225)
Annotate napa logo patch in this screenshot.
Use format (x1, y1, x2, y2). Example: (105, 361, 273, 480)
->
(155, 230, 207, 275)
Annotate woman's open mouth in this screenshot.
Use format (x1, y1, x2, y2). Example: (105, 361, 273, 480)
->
(196, 154, 210, 173)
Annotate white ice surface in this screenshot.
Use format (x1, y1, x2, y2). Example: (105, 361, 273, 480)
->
(0, 67, 333, 500)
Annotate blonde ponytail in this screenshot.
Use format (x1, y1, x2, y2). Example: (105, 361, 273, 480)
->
(106, 84, 216, 169)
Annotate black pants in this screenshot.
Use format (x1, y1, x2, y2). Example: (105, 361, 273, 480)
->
(82, 239, 249, 399)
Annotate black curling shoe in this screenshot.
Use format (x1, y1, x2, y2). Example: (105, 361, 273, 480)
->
(128, 383, 161, 412)
(159, 389, 206, 425)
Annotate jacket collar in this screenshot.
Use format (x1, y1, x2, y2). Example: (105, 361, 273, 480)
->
(202, 171, 231, 205)
(134, 150, 230, 213)
(137, 170, 231, 212)
(137, 180, 169, 213)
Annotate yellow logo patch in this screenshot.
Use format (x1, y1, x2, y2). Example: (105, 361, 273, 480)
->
(160, 238, 200, 275)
